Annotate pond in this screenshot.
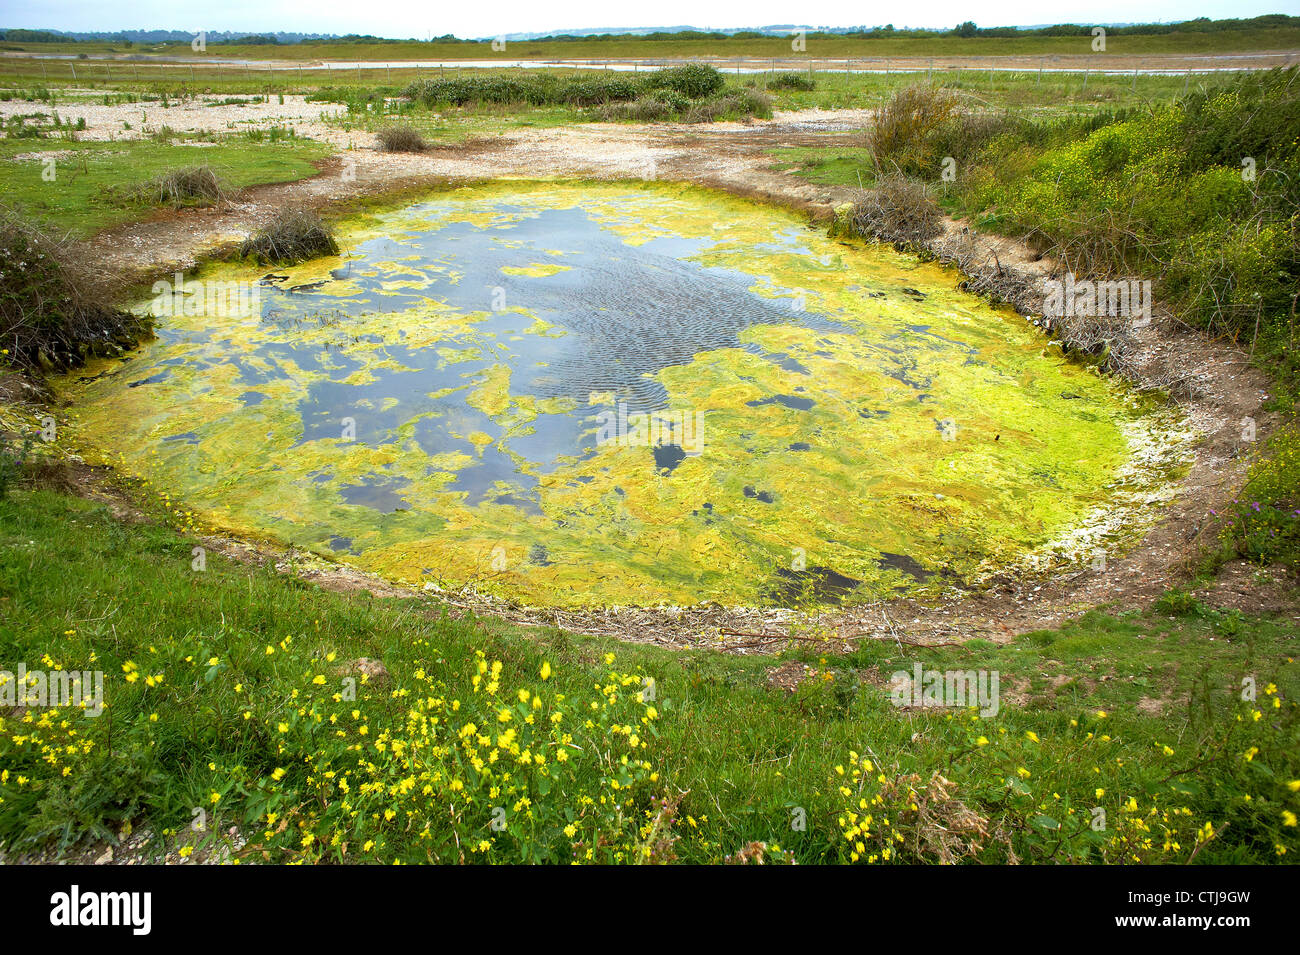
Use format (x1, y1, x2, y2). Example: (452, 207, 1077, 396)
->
(62, 181, 1187, 608)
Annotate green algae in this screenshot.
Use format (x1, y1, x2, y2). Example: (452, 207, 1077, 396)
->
(59, 180, 1189, 609)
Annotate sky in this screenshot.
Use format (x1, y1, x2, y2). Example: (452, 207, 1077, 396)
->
(3, 0, 1296, 39)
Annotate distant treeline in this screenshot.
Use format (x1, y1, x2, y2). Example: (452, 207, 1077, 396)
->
(546, 15, 1300, 42)
(1, 15, 1298, 45)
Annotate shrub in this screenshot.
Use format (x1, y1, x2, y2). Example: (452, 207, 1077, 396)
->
(681, 89, 773, 124)
(867, 85, 960, 176)
(954, 68, 1300, 350)
(375, 124, 427, 152)
(599, 96, 677, 122)
(642, 63, 725, 99)
(558, 76, 640, 106)
(767, 72, 816, 91)
(1223, 422, 1300, 568)
(236, 208, 339, 265)
(402, 67, 728, 111)
(0, 210, 147, 370)
(404, 74, 641, 109)
(928, 111, 1022, 169)
(845, 174, 945, 243)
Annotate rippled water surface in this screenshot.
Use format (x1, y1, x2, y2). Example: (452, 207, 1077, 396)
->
(64, 181, 1179, 607)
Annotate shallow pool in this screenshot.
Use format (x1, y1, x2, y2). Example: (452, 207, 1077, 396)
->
(63, 181, 1183, 607)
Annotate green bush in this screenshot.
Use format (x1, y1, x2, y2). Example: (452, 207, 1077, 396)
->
(404, 74, 641, 108)
(767, 72, 816, 92)
(681, 88, 773, 124)
(954, 68, 1300, 350)
(642, 63, 725, 99)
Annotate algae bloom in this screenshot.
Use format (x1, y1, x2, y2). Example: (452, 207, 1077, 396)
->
(62, 181, 1185, 608)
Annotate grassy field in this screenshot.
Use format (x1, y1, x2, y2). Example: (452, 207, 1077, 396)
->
(4, 27, 1300, 62)
(0, 478, 1295, 863)
(0, 60, 1243, 112)
(0, 137, 330, 237)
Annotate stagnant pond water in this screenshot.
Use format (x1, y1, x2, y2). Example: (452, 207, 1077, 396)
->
(62, 181, 1189, 608)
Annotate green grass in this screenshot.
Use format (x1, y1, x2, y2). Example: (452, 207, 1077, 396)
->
(0, 30, 1284, 100)
(4, 26, 1299, 62)
(0, 481, 1295, 863)
(330, 99, 586, 141)
(0, 137, 330, 236)
(762, 67, 1245, 112)
(766, 145, 872, 187)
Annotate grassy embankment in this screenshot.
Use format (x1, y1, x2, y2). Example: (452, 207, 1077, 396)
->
(0, 478, 1296, 863)
(0, 137, 330, 237)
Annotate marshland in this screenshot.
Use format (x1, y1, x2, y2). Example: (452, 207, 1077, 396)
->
(0, 14, 1297, 867)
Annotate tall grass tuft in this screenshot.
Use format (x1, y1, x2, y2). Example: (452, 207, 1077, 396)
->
(129, 165, 225, 207)
(767, 72, 816, 91)
(375, 125, 427, 152)
(236, 208, 339, 265)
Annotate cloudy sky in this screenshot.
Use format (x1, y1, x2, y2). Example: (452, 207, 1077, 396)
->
(3, 0, 1292, 38)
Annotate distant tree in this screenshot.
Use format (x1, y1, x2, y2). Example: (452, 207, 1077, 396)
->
(955, 21, 978, 38)
(0, 28, 71, 42)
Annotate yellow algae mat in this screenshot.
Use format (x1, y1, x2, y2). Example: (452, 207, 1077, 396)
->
(61, 181, 1188, 608)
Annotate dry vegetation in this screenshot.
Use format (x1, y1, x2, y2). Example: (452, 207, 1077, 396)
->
(846, 175, 945, 243)
(0, 210, 146, 369)
(236, 207, 339, 264)
(127, 165, 226, 207)
(375, 125, 428, 153)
